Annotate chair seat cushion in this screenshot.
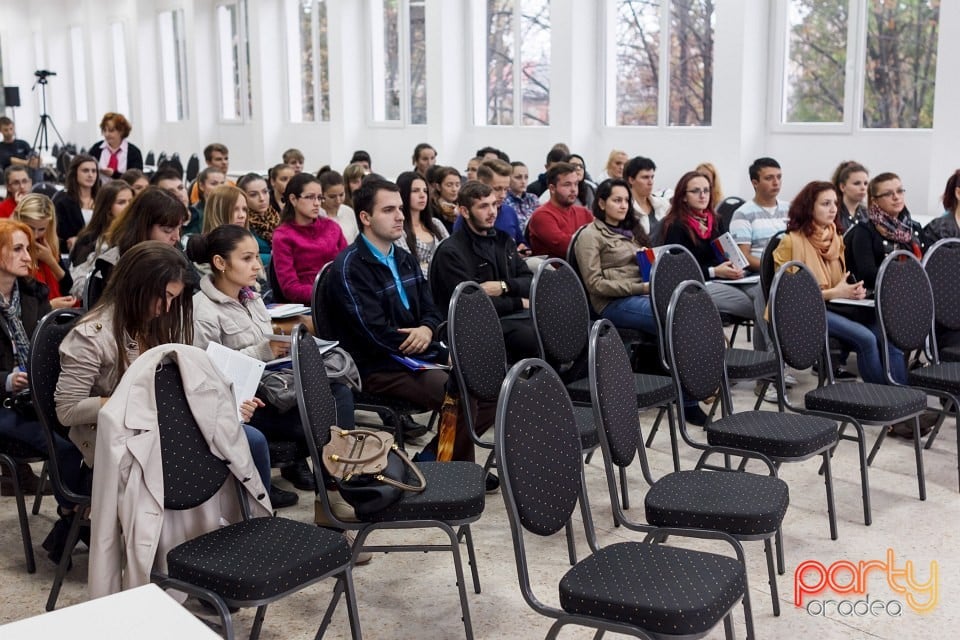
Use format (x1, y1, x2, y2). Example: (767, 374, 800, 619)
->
(574, 406, 598, 450)
(645, 470, 788, 536)
(166, 517, 351, 603)
(724, 348, 778, 380)
(362, 461, 485, 523)
(559, 541, 745, 636)
(940, 345, 960, 363)
(352, 390, 427, 414)
(706, 411, 838, 459)
(907, 363, 960, 395)
(805, 382, 926, 424)
(566, 373, 674, 408)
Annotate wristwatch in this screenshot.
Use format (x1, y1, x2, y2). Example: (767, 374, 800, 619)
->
(500, 280, 508, 295)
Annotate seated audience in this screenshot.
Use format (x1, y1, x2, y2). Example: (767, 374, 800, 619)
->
(395, 171, 448, 278)
(921, 169, 960, 248)
(12, 195, 75, 308)
(431, 181, 536, 362)
(342, 162, 367, 208)
(464, 156, 482, 182)
(537, 153, 596, 211)
(237, 173, 276, 262)
(412, 142, 437, 178)
(624, 156, 669, 243)
(506, 161, 540, 231)
(271, 173, 346, 303)
(455, 160, 527, 251)
(845, 172, 922, 291)
(55, 154, 100, 250)
(831, 161, 870, 233)
(696, 161, 725, 212)
(189, 143, 231, 204)
(185, 167, 226, 236)
(0, 218, 89, 564)
(119, 168, 149, 194)
(318, 168, 360, 242)
(283, 148, 304, 173)
(597, 149, 628, 182)
(426, 165, 461, 232)
(349, 149, 372, 172)
(0, 166, 34, 218)
(526, 162, 594, 258)
(526, 145, 568, 197)
(150, 167, 190, 208)
(69, 180, 133, 295)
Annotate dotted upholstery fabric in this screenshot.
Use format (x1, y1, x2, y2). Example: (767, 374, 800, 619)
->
(924, 241, 960, 331)
(292, 327, 338, 450)
(558, 541, 745, 636)
(805, 382, 926, 423)
(941, 345, 960, 363)
(668, 286, 725, 402)
(771, 266, 828, 371)
(532, 261, 591, 366)
(501, 364, 582, 537)
(645, 470, 788, 536)
(591, 324, 645, 467)
(724, 348, 779, 380)
(166, 517, 351, 602)
(267, 440, 301, 466)
(573, 406, 599, 450)
(155, 365, 232, 510)
(30, 310, 81, 441)
(650, 247, 704, 327)
(706, 411, 838, 459)
(908, 363, 960, 394)
(877, 256, 934, 352)
(450, 284, 508, 402)
(360, 461, 485, 523)
(565, 373, 674, 409)
(353, 390, 427, 415)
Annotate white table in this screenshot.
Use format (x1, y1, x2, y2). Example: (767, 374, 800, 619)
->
(0, 584, 221, 639)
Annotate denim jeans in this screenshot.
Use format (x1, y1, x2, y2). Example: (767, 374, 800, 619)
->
(600, 295, 658, 336)
(826, 311, 907, 385)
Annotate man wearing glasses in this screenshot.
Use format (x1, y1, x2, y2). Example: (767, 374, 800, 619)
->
(0, 166, 33, 218)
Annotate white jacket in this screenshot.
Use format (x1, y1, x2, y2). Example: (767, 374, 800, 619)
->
(89, 344, 272, 599)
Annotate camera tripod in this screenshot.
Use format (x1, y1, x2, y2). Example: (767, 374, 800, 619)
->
(32, 75, 65, 153)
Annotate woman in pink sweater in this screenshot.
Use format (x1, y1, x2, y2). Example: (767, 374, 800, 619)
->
(270, 173, 347, 303)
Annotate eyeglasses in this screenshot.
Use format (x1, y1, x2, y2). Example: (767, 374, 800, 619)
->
(874, 188, 906, 199)
(686, 188, 711, 196)
(296, 193, 322, 201)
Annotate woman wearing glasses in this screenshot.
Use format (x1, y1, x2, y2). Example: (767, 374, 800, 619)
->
(270, 173, 346, 303)
(844, 172, 922, 291)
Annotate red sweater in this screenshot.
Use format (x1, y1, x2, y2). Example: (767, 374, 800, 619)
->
(527, 200, 594, 259)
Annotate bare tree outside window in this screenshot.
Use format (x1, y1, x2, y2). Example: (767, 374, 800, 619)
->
(613, 0, 713, 127)
(371, 0, 426, 123)
(287, 0, 329, 123)
(381, 0, 402, 121)
(784, 0, 938, 129)
(409, 0, 427, 124)
(863, 0, 938, 128)
(485, 0, 550, 126)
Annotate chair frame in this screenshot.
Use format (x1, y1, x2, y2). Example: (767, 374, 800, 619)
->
(0, 446, 45, 573)
(876, 250, 960, 491)
(769, 261, 927, 524)
(497, 357, 749, 640)
(28, 309, 88, 610)
(291, 323, 482, 640)
(921, 237, 960, 443)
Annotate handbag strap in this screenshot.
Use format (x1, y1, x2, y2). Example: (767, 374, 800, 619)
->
(375, 446, 428, 493)
(326, 427, 390, 465)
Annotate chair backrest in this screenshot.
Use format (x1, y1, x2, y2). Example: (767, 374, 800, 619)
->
(716, 197, 746, 233)
(649, 244, 703, 369)
(83, 259, 112, 311)
(530, 258, 590, 366)
(449, 281, 508, 405)
(497, 358, 582, 538)
(311, 262, 336, 340)
(145, 150, 156, 166)
(564, 224, 599, 317)
(185, 153, 200, 182)
(31, 182, 60, 199)
(156, 151, 168, 167)
(876, 250, 935, 353)
(588, 319, 645, 472)
(760, 230, 785, 301)
(922, 238, 960, 332)
(769, 261, 831, 373)
(29, 310, 84, 502)
(292, 323, 338, 492)
(267, 259, 288, 303)
(155, 363, 231, 510)
(665, 280, 726, 404)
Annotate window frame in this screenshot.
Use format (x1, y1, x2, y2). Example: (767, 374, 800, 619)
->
(157, 8, 190, 122)
(215, 0, 252, 123)
(69, 25, 89, 123)
(769, 0, 935, 134)
(366, 0, 427, 127)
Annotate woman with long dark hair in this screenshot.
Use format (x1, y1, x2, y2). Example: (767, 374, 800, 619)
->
(55, 154, 101, 250)
(395, 171, 448, 277)
(270, 173, 346, 303)
(831, 161, 870, 233)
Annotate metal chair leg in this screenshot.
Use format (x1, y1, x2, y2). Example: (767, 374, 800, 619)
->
(763, 537, 781, 616)
(564, 520, 577, 566)
(618, 465, 630, 512)
(822, 452, 838, 540)
(462, 524, 481, 594)
(913, 416, 926, 501)
(46, 511, 84, 611)
(775, 528, 785, 575)
(32, 461, 48, 515)
(1, 455, 37, 573)
(249, 604, 268, 640)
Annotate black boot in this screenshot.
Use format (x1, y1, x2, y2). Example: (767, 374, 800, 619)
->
(280, 459, 317, 491)
(42, 511, 74, 568)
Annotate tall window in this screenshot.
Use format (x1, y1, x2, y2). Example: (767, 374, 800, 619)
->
(69, 26, 88, 122)
(158, 9, 189, 121)
(481, 0, 550, 126)
(286, 0, 330, 122)
(779, 0, 938, 129)
(606, 0, 715, 127)
(369, 0, 427, 124)
(110, 22, 130, 116)
(216, 1, 253, 121)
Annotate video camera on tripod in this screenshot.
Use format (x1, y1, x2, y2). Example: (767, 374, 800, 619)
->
(31, 69, 64, 152)
(32, 69, 56, 86)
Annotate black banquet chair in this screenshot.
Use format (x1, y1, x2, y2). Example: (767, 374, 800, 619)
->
(497, 357, 751, 640)
(291, 323, 485, 640)
(149, 360, 361, 640)
(922, 238, 960, 364)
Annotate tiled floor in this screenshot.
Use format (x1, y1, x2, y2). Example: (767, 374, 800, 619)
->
(1, 359, 957, 639)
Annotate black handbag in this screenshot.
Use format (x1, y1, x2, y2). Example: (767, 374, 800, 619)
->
(3, 391, 37, 421)
(257, 369, 297, 413)
(322, 428, 426, 517)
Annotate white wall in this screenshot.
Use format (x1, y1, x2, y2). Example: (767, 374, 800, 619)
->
(1, 0, 956, 218)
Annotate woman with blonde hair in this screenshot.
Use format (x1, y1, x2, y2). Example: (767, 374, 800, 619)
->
(695, 162, 725, 211)
(12, 194, 76, 308)
(201, 184, 249, 233)
(342, 162, 367, 209)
